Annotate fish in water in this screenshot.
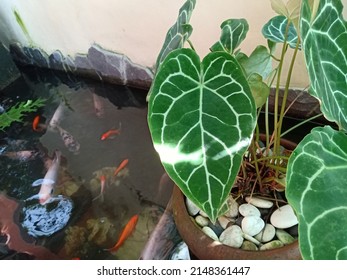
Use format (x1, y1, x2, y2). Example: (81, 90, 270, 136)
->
(32, 178, 55, 187)
(100, 123, 122, 140)
(114, 158, 129, 177)
(92, 175, 106, 202)
(56, 125, 80, 154)
(32, 116, 45, 132)
(0, 150, 39, 161)
(38, 150, 61, 205)
(92, 93, 105, 118)
(48, 103, 65, 131)
(106, 214, 139, 253)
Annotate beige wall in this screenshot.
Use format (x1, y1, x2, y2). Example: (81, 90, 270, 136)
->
(1, 0, 347, 88)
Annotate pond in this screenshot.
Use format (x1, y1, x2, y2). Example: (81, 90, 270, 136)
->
(0, 67, 175, 260)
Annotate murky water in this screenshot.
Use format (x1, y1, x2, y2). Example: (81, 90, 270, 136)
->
(0, 67, 174, 260)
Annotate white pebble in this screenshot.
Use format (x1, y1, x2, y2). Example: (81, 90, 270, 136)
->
(239, 204, 261, 217)
(185, 197, 200, 216)
(270, 204, 298, 229)
(217, 215, 233, 229)
(195, 215, 209, 227)
(245, 196, 274, 208)
(275, 229, 295, 245)
(243, 233, 262, 246)
(241, 216, 265, 236)
(259, 240, 284, 250)
(254, 223, 276, 243)
(241, 240, 258, 251)
(202, 226, 219, 241)
(224, 196, 239, 218)
(219, 225, 244, 248)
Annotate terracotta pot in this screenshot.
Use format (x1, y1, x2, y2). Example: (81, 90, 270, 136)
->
(171, 136, 302, 260)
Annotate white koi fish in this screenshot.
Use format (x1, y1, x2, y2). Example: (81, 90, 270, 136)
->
(56, 125, 80, 154)
(38, 150, 61, 205)
(92, 93, 105, 118)
(48, 103, 65, 131)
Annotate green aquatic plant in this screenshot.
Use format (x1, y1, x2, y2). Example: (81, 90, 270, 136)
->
(147, 0, 347, 259)
(0, 98, 45, 130)
(13, 9, 34, 46)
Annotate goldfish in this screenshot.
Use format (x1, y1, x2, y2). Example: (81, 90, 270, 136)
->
(114, 158, 129, 177)
(33, 116, 41, 131)
(106, 214, 139, 252)
(57, 125, 80, 154)
(38, 150, 61, 205)
(92, 175, 106, 202)
(92, 93, 105, 118)
(101, 123, 122, 140)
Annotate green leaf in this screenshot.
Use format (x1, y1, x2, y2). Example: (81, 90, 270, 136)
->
(236, 45, 273, 80)
(287, 126, 347, 259)
(210, 19, 249, 54)
(148, 49, 257, 222)
(155, 0, 196, 70)
(300, 0, 347, 131)
(262, 15, 300, 49)
(248, 73, 271, 108)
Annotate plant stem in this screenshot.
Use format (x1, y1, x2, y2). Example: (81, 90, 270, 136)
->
(273, 21, 290, 158)
(276, 38, 301, 155)
(280, 113, 324, 138)
(187, 39, 196, 51)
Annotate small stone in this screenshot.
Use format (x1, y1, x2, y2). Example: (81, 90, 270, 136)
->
(275, 229, 295, 245)
(243, 233, 262, 246)
(259, 240, 284, 250)
(195, 215, 209, 227)
(239, 203, 261, 217)
(241, 240, 258, 251)
(185, 197, 200, 216)
(199, 209, 209, 218)
(270, 204, 298, 229)
(201, 226, 219, 241)
(245, 196, 274, 208)
(219, 225, 244, 248)
(254, 223, 276, 243)
(224, 196, 239, 218)
(208, 221, 224, 237)
(217, 215, 234, 229)
(241, 216, 265, 236)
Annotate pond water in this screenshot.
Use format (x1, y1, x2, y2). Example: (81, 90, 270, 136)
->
(0, 67, 174, 260)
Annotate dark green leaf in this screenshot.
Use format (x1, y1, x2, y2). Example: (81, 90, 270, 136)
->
(148, 49, 256, 222)
(211, 19, 249, 54)
(262, 15, 300, 49)
(301, 0, 347, 131)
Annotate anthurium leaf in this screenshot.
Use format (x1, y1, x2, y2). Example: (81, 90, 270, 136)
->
(248, 73, 270, 108)
(286, 126, 347, 259)
(262, 15, 300, 49)
(210, 19, 249, 54)
(236, 45, 273, 80)
(300, 0, 347, 131)
(155, 0, 196, 70)
(148, 49, 257, 222)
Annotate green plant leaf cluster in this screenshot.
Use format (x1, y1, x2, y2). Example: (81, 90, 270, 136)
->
(286, 0, 347, 260)
(0, 98, 45, 130)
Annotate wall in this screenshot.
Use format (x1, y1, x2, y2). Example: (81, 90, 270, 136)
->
(1, 0, 347, 88)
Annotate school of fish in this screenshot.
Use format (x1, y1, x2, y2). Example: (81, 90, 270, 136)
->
(26, 93, 137, 256)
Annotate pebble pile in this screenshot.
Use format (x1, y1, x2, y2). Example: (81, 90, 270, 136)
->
(186, 195, 298, 251)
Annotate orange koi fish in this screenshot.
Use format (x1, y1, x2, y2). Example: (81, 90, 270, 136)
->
(114, 158, 129, 177)
(106, 214, 139, 252)
(100, 123, 122, 140)
(32, 116, 41, 131)
(92, 175, 106, 202)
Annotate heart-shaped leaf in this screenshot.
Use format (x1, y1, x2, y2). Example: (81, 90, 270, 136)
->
(247, 73, 270, 108)
(148, 49, 256, 222)
(301, 0, 347, 131)
(236, 45, 273, 80)
(286, 126, 347, 259)
(262, 15, 300, 49)
(210, 19, 249, 54)
(155, 0, 196, 70)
